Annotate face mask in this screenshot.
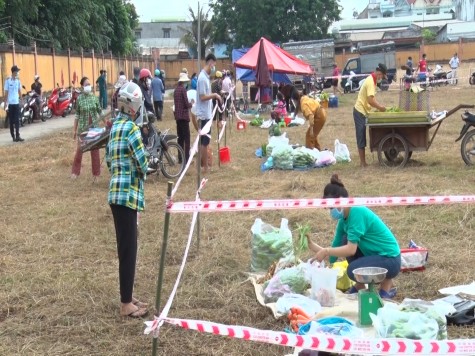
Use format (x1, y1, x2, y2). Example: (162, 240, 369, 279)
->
(146, 78, 152, 87)
(83, 85, 92, 93)
(210, 65, 216, 76)
(330, 208, 344, 220)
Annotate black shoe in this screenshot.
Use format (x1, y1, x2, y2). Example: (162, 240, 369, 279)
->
(12, 136, 15, 142)
(16, 136, 24, 142)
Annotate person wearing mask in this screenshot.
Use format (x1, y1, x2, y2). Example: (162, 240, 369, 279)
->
(31, 75, 43, 121)
(71, 77, 102, 179)
(417, 54, 427, 82)
(112, 71, 127, 111)
(137, 68, 154, 114)
(306, 174, 401, 299)
(190, 73, 198, 90)
(4, 65, 24, 142)
(353, 63, 387, 167)
(211, 70, 223, 123)
(151, 69, 164, 120)
(132, 67, 140, 84)
(331, 64, 343, 95)
(174, 73, 194, 164)
(296, 92, 327, 150)
(106, 81, 149, 318)
(404, 56, 414, 91)
(96, 69, 108, 110)
(449, 53, 460, 85)
(192, 53, 222, 173)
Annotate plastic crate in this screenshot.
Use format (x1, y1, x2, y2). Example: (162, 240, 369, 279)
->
(399, 89, 430, 112)
(367, 111, 430, 124)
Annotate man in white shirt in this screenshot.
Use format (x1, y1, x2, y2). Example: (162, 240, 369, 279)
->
(193, 53, 222, 173)
(4, 65, 24, 142)
(449, 53, 460, 85)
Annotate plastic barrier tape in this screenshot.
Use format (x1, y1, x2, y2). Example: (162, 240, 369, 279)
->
(144, 316, 475, 355)
(167, 195, 475, 213)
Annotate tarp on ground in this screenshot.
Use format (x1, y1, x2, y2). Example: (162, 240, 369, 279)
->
(232, 48, 291, 84)
(234, 37, 314, 75)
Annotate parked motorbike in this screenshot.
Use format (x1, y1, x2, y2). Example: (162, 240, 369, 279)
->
(344, 71, 365, 93)
(455, 110, 475, 165)
(47, 84, 73, 117)
(431, 65, 450, 86)
(142, 111, 186, 179)
(19, 86, 30, 126)
(40, 95, 53, 120)
(71, 86, 81, 110)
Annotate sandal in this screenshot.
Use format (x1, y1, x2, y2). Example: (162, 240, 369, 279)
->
(121, 306, 149, 319)
(379, 287, 397, 299)
(346, 286, 359, 294)
(132, 297, 149, 308)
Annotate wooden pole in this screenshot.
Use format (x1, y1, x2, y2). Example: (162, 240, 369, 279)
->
(67, 48, 71, 87)
(52, 46, 56, 87)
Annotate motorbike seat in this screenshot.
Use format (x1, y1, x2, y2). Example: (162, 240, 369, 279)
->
(462, 111, 475, 123)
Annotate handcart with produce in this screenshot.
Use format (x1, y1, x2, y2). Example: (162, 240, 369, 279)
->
(366, 88, 474, 167)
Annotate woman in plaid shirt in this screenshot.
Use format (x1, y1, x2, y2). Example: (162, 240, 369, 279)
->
(174, 73, 194, 163)
(106, 82, 149, 318)
(71, 77, 102, 179)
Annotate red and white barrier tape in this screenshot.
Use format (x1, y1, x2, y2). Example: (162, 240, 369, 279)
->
(217, 121, 227, 143)
(167, 195, 475, 213)
(145, 316, 475, 354)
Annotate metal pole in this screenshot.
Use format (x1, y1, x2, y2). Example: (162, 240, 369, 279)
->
(196, 1, 202, 250)
(151, 181, 174, 356)
(197, 1, 201, 72)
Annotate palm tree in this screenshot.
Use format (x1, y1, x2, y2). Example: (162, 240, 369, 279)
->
(180, 5, 214, 59)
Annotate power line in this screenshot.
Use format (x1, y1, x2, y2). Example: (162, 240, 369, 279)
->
(13, 27, 53, 43)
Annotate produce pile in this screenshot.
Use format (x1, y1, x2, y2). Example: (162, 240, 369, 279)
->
(386, 106, 402, 112)
(292, 148, 316, 169)
(250, 117, 264, 126)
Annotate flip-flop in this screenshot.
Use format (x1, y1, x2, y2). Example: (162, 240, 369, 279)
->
(379, 287, 397, 299)
(122, 307, 149, 319)
(346, 286, 359, 294)
(132, 298, 148, 308)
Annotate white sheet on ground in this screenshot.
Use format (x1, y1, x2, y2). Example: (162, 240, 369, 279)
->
(438, 281, 475, 296)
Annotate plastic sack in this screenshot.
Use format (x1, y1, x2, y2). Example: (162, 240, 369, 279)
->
(315, 150, 336, 168)
(266, 132, 289, 156)
(263, 264, 310, 303)
(334, 139, 351, 163)
(331, 260, 354, 292)
(370, 302, 447, 340)
(272, 144, 294, 170)
(310, 267, 338, 307)
(251, 218, 294, 272)
(292, 147, 316, 169)
(275, 293, 321, 318)
(303, 318, 364, 338)
(260, 156, 274, 172)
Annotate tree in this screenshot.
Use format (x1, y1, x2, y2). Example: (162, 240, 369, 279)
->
(180, 5, 214, 59)
(421, 28, 436, 43)
(210, 0, 341, 49)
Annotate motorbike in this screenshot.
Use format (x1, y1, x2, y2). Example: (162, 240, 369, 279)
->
(344, 71, 365, 93)
(142, 112, 186, 179)
(47, 84, 73, 117)
(431, 65, 451, 86)
(456, 111, 475, 165)
(40, 95, 53, 120)
(19, 87, 30, 126)
(24, 90, 45, 124)
(470, 72, 475, 86)
(71, 86, 81, 111)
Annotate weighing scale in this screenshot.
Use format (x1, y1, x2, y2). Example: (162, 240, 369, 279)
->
(353, 267, 388, 326)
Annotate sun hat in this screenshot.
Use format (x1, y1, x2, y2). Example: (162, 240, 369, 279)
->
(178, 72, 190, 82)
(11, 65, 20, 72)
(215, 71, 223, 78)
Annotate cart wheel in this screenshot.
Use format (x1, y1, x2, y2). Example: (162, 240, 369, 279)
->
(460, 129, 475, 165)
(378, 133, 410, 168)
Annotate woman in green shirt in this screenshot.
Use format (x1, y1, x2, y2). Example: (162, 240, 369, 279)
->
(307, 174, 401, 299)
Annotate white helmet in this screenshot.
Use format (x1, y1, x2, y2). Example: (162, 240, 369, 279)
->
(117, 82, 143, 118)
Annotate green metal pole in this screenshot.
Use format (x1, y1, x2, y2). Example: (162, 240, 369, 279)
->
(151, 181, 173, 356)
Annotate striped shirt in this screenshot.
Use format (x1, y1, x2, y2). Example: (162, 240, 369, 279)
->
(76, 92, 102, 133)
(106, 115, 148, 211)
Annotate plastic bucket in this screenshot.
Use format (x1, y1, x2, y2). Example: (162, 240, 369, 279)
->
(311, 267, 338, 307)
(329, 96, 338, 108)
(237, 121, 246, 130)
(284, 117, 291, 126)
(219, 146, 231, 164)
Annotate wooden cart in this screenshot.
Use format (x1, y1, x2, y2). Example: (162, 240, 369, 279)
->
(367, 105, 474, 168)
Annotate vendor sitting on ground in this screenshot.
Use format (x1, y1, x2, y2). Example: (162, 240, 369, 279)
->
(270, 92, 287, 124)
(296, 92, 327, 150)
(306, 174, 401, 299)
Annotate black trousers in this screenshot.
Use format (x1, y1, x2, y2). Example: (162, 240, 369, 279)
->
(8, 104, 20, 138)
(154, 100, 163, 120)
(176, 119, 191, 163)
(110, 204, 138, 304)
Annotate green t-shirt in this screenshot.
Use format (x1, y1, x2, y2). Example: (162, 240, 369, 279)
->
(329, 206, 400, 264)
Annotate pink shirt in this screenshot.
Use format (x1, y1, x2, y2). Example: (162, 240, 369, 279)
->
(275, 100, 287, 116)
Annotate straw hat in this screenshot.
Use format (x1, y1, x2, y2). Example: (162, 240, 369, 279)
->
(178, 72, 190, 82)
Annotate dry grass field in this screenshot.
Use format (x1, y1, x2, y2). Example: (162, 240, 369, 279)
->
(1, 81, 475, 356)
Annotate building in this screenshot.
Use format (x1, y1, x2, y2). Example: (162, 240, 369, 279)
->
(135, 20, 192, 59)
(364, 0, 455, 19)
(436, 21, 475, 41)
(454, 0, 475, 21)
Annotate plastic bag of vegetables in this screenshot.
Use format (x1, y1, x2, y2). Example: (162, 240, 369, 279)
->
(272, 144, 294, 170)
(263, 264, 310, 303)
(292, 147, 316, 169)
(266, 133, 289, 157)
(251, 218, 295, 272)
(370, 302, 448, 340)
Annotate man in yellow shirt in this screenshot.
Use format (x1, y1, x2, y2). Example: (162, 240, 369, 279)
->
(353, 63, 387, 167)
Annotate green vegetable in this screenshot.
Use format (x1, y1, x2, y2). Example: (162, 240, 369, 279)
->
(294, 223, 311, 258)
(251, 226, 294, 272)
(263, 265, 310, 303)
(386, 106, 402, 112)
(319, 92, 329, 101)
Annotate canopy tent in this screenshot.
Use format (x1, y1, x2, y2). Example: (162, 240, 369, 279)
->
(232, 48, 291, 84)
(234, 37, 314, 78)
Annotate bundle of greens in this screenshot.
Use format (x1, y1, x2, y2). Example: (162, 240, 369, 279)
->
(294, 223, 311, 259)
(272, 145, 294, 170)
(250, 117, 263, 126)
(292, 148, 315, 169)
(386, 106, 402, 112)
(263, 264, 310, 303)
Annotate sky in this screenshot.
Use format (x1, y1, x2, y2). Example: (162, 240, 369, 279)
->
(131, 0, 366, 23)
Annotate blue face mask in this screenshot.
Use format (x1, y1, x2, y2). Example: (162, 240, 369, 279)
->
(330, 208, 344, 220)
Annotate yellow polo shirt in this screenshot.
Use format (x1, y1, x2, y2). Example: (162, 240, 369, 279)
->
(354, 74, 377, 116)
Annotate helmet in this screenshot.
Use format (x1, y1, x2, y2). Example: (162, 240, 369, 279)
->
(117, 82, 143, 118)
(34, 74, 40, 80)
(154, 69, 160, 76)
(139, 68, 151, 80)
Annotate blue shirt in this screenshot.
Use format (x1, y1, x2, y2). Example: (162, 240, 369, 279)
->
(190, 77, 197, 90)
(196, 69, 212, 120)
(151, 77, 164, 102)
(4, 77, 21, 105)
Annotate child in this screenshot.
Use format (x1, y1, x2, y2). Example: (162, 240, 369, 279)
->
(271, 92, 287, 123)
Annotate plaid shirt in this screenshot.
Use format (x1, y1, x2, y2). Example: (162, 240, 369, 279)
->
(106, 116, 148, 211)
(173, 84, 192, 121)
(76, 92, 102, 133)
